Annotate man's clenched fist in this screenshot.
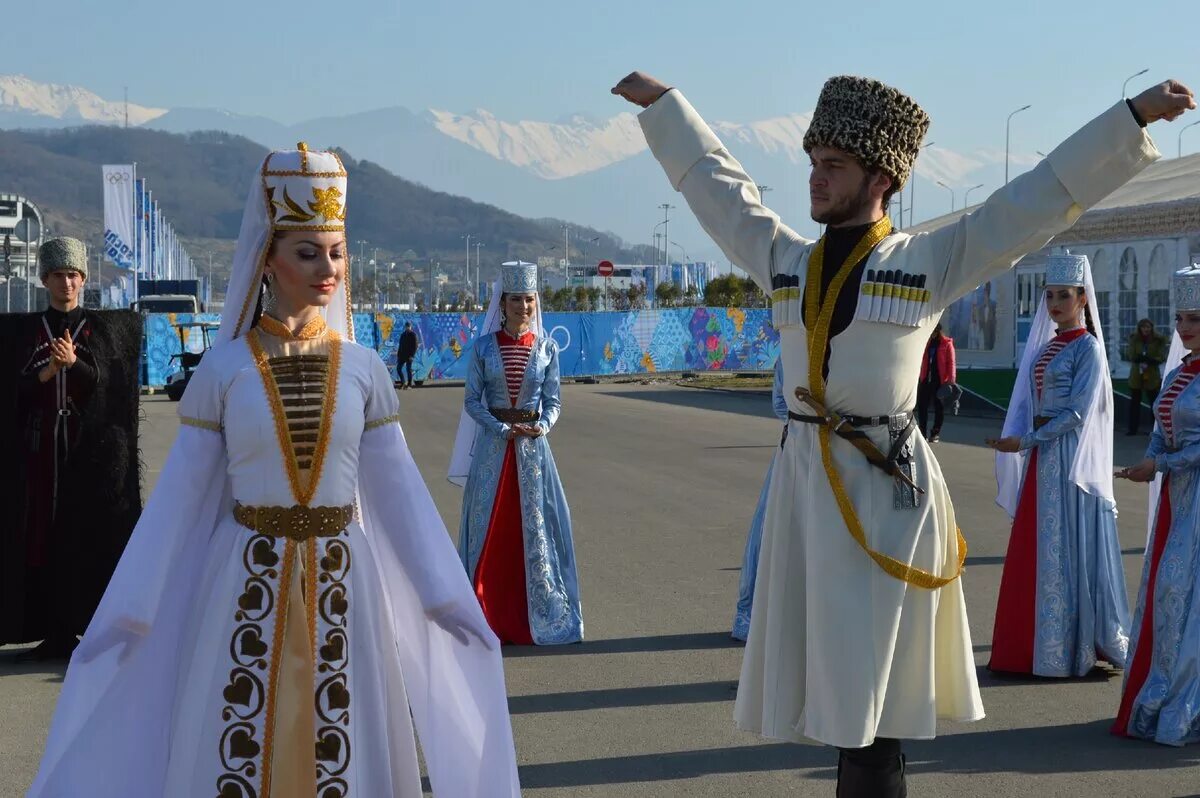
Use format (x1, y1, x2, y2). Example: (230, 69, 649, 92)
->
(611, 71, 672, 108)
(1131, 79, 1196, 123)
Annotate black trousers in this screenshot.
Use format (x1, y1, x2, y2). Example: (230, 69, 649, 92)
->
(916, 380, 944, 438)
(400, 357, 415, 386)
(837, 737, 906, 798)
(1128, 388, 1146, 433)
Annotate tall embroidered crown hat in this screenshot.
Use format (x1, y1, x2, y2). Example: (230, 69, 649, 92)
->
(220, 143, 353, 343)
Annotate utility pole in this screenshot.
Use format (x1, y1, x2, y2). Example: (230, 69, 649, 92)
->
(659, 203, 675, 286)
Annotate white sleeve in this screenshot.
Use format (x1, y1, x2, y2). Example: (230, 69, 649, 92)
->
(639, 90, 811, 293)
(916, 101, 1159, 309)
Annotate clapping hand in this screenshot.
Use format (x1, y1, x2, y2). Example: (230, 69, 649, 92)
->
(50, 329, 77, 370)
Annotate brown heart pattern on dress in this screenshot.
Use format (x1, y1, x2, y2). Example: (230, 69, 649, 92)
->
(328, 589, 348, 620)
(238, 628, 268, 659)
(319, 633, 345, 664)
(237, 584, 265, 613)
(315, 731, 342, 762)
(228, 727, 261, 761)
(222, 673, 255, 707)
(251, 538, 280, 568)
(325, 680, 351, 711)
(320, 544, 344, 573)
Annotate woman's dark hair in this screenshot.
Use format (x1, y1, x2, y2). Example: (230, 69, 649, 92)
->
(1076, 287, 1097, 337)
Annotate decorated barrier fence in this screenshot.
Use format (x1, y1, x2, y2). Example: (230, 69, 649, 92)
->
(143, 308, 780, 387)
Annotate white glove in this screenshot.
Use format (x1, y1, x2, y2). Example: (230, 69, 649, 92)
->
(426, 601, 498, 650)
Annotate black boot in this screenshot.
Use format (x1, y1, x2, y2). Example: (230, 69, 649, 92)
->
(836, 739, 907, 798)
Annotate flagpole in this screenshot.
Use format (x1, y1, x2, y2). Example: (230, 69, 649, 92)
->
(132, 163, 139, 307)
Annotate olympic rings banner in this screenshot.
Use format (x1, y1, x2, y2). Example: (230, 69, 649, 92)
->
(142, 308, 780, 387)
(102, 165, 136, 269)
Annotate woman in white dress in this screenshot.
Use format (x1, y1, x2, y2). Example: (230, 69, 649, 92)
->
(29, 144, 521, 798)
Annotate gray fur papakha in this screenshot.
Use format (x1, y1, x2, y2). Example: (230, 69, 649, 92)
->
(38, 237, 89, 280)
(802, 76, 931, 190)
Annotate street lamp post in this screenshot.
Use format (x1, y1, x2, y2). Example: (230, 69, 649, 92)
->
(963, 183, 984, 208)
(1122, 68, 1149, 99)
(936, 180, 956, 213)
(474, 242, 483, 307)
(1005, 104, 1031, 185)
(355, 240, 367, 311)
(1179, 120, 1200, 158)
(907, 141, 934, 227)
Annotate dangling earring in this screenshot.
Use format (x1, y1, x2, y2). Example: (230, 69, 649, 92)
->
(263, 272, 277, 313)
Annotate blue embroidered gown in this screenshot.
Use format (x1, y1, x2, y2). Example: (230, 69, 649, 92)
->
(1115, 356, 1200, 743)
(458, 331, 583, 645)
(991, 329, 1130, 676)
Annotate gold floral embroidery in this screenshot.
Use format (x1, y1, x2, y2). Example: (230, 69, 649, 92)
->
(268, 185, 346, 226)
(180, 415, 222, 432)
(309, 187, 347, 222)
(257, 313, 328, 341)
(363, 414, 400, 431)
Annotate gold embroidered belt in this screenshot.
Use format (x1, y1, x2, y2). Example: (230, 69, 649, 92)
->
(233, 501, 355, 540)
(490, 408, 540, 423)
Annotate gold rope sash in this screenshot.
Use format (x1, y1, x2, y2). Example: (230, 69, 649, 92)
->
(803, 216, 966, 589)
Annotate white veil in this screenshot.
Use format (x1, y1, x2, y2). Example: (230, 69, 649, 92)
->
(1147, 330, 1186, 544)
(447, 270, 545, 486)
(996, 259, 1113, 516)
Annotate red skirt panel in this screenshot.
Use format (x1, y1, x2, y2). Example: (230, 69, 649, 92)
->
(990, 449, 1040, 674)
(473, 440, 534, 645)
(1112, 476, 1173, 735)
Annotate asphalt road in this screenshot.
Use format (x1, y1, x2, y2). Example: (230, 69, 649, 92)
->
(3, 382, 1198, 797)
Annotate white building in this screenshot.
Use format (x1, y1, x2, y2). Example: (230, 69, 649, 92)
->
(0, 193, 46, 312)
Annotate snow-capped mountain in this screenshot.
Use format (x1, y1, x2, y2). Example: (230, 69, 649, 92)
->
(0, 75, 1038, 253)
(0, 74, 166, 126)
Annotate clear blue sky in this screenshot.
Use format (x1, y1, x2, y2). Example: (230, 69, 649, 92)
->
(5, 0, 1199, 156)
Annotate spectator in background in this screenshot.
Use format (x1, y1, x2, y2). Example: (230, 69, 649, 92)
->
(917, 323, 956, 442)
(1125, 318, 1169, 435)
(398, 320, 420, 388)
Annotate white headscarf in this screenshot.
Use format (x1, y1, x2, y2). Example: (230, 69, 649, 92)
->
(996, 255, 1113, 516)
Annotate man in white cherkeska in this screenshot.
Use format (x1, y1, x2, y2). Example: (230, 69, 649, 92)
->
(613, 71, 1194, 796)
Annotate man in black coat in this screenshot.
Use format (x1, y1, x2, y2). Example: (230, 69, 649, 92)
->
(0, 238, 142, 660)
(398, 320, 420, 388)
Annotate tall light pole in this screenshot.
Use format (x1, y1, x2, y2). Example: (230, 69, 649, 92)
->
(907, 142, 934, 227)
(355, 240, 367, 309)
(659, 203, 674, 285)
(1122, 68, 1149, 99)
(963, 183, 984, 208)
(1179, 120, 1200, 158)
(474, 242, 483, 307)
(936, 180, 956, 213)
(461, 233, 472, 302)
(756, 184, 772, 203)
(1005, 104, 1031, 184)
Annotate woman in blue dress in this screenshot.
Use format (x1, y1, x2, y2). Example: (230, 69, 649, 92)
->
(987, 253, 1129, 677)
(450, 261, 583, 645)
(1114, 265, 1200, 744)
(732, 359, 788, 641)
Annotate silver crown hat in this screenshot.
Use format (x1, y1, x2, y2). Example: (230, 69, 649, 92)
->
(38, 237, 89, 280)
(802, 75, 931, 190)
(501, 261, 538, 294)
(1173, 264, 1200, 312)
(1044, 253, 1089, 287)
